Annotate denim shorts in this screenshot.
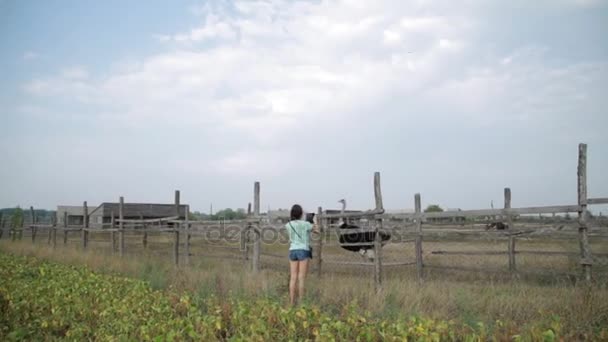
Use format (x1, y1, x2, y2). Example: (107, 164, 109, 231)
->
(289, 249, 312, 261)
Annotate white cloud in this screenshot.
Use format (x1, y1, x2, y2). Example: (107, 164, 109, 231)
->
(400, 16, 444, 31)
(20, 0, 608, 179)
(211, 149, 291, 177)
(383, 29, 401, 44)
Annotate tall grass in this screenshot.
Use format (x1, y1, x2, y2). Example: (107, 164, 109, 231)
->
(1, 240, 606, 337)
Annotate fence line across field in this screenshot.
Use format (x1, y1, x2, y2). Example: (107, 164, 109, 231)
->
(1, 143, 607, 289)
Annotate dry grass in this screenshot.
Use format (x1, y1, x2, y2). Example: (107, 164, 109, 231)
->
(2, 237, 607, 336)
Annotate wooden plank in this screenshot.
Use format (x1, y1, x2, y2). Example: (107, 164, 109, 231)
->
(326, 241, 382, 247)
(578, 143, 592, 281)
(254, 182, 260, 217)
(173, 230, 179, 266)
(374, 172, 384, 211)
(431, 250, 507, 256)
(516, 250, 580, 256)
(323, 260, 374, 266)
(505, 188, 516, 272)
(379, 205, 582, 220)
(252, 182, 261, 273)
(321, 209, 384, 219)
(185, 205, 190, 266)
(387, 238, 417, 244)
(47, 215, 54, 245)
(588, 197, 608, 205)
(82, 201, 89, 250)
(415, 193, 423, 282)
(119, 196, 124, 257)
(174, 190, 180, 217)
(241, 208, 249, 261)
(110, 211, 116, 254)
(30, 206, 36, 243)
(83, 228, 120, 232)
(335, 227, 392, 235)
(57, 228, 84, 232)
(383, 261, 416, 267)
(316, 206, 323, 277)
(373, 219, 383, 291)
(425, 264, 507, 273)
(141, 213, 148, 249)
(242, 203, 251, 260)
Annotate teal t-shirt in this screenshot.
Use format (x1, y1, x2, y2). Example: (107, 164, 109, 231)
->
(286, 220, 312, 251)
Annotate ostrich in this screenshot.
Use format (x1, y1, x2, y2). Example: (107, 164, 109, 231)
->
(485, 222, 509, 230)
(485, 200, 508, 230)
(337, 199, 390, 260)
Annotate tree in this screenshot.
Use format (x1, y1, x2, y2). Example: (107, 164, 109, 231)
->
(211, 208, 247, 221)
(10, 206, 24, 229)
(424, 204, 444, 213)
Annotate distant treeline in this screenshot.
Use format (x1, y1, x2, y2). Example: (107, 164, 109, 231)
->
(0, 207, 53, 228)
(190, 208, 247, 221)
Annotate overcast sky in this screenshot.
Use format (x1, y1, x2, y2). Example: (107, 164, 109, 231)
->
(1, 0, 607, 214)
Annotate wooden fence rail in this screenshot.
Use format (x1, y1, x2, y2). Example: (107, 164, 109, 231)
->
(1, 143, 605, 286)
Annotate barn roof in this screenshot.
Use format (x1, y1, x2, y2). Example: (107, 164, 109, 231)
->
(89, 202, 188, 218)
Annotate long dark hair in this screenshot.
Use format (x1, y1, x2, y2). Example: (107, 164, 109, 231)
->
(290, 204, 303, 221)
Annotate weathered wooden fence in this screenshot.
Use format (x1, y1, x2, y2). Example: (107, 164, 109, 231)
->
(1, 143, 607, 290)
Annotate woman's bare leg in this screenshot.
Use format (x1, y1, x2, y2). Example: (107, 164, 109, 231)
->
(289, 260, 299, 306)
(297, 259, 309, 302)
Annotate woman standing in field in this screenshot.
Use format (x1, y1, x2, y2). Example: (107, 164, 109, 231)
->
(286, 204, 319, 306)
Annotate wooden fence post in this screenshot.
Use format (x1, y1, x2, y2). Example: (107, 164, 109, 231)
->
(505, 188, 516, 272)
(316, 206, 324, 277)
(252, 181, 261, 273)
(185, 205, 190, 266)
(62, 211, 68, 245)
(119, 197, 125, 257)
(242, 203, 252, 260)
(19, 214, 24, 240)
(415, 193, 424, 283)
(82, 201, 89, 250)
(174, 190, 180, 216)
(173, 229, 180, 266)
(48, 212, 56, 245)
(30, 206, 37, 243)
(374, 172, 383, 211)
(141, 213, 147, 249)
(577, 143, 592, 282)
(373, 172, 384, 290)
(110, 211, 116, 253)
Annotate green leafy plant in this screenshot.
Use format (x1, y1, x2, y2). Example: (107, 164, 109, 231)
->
(1, 252, 602, 341)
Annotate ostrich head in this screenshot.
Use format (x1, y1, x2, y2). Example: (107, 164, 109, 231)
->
(338, 199, 346, 226)
(338, 199, 346, 211)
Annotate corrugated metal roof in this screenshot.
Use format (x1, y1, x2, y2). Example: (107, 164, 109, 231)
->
(91, 203, 188, 218)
